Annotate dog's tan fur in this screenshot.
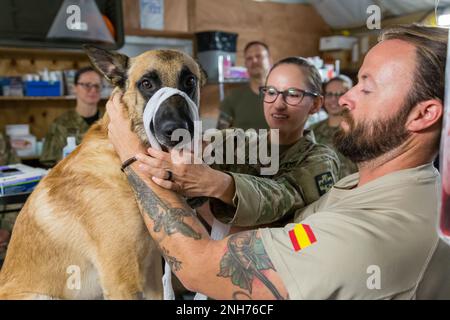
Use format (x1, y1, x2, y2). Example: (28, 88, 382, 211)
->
(0, 49, 204, 299)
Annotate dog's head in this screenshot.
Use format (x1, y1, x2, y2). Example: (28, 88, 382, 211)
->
(84, 45, 207, 149)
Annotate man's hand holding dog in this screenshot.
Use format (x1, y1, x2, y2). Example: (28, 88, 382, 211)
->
(107, 92, 146, 162)
(135, 148, 235, 204)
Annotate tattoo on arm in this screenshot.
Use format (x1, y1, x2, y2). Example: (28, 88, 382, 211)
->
(125, 168, 201, 240)
(162, 247, 182, 272)
(217, 231, 284, 300)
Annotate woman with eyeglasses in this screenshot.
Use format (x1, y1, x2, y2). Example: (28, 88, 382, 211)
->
(107, 56, 340, 230)
(310, 75, 357, 178)
(40, 67, 104, 167)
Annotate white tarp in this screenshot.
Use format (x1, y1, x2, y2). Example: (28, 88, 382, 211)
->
(275, 0, 450, 29)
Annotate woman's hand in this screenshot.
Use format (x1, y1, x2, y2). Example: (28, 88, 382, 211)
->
(135, 147, 235, 203)
(106, 92, 146, 162)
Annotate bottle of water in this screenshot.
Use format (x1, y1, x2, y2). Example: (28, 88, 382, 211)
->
(62, 136, 77, 159)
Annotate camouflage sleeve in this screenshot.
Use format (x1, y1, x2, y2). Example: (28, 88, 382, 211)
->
(210, 152, 340, 227)
(40, 122, 65, 167)
(0, 133, 20, 165)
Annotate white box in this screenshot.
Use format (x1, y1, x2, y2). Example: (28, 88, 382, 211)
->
(6, 124, 30, 136)
(320, 36, 358, 51)
(0, 164, 47, 196)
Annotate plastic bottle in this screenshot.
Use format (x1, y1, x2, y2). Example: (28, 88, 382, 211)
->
(223, 54, 232, 79)
(62, 136, 77, 159)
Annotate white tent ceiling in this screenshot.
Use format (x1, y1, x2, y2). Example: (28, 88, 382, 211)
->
(259, 0, 450, 28)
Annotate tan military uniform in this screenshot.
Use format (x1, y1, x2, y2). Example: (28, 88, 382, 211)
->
(217, 85, 269, 130)
(40, 110, 101, 167)
(0, 132, 20, 166)
(260, 163, 450, 299)
(210, 129, 340, 227)
(310, 119, 357, 179)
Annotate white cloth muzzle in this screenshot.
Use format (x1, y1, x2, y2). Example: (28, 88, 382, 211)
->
(143, 87, 199, 300)
(143, 87, 199, 151)
(142, 87, 230, 300)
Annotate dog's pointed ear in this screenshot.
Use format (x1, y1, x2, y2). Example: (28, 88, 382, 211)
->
(83, 45, 129, 88)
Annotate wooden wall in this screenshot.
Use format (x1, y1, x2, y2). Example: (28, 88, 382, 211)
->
(123, 0, 330, 62)
(0, 49, 92, 139)
(192, 0, 330, 65)
(123, 0, 191, 34)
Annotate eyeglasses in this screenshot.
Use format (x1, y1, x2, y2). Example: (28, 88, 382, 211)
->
(259, 86, 319, 106)
(77, 82, 102, 91)
(324, 92, 346, 99)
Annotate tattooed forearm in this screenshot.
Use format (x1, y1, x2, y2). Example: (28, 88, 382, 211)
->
(217, 231, 284, 300)
(125, 167, 201, 240)
(162, 247, 182, 272)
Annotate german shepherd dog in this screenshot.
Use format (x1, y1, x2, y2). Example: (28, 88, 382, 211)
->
(0, 47, 206, 299)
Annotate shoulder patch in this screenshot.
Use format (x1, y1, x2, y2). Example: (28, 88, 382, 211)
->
(288, 224, 317, 252)
(315, 172, 334, 196)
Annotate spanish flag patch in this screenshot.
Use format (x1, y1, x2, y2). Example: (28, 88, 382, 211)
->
(288, 224, 317, 252)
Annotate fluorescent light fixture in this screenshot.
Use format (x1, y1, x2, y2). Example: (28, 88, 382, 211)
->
(438, 13, 450, 26)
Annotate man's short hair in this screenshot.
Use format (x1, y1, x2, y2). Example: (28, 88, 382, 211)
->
(74, 66, 101, 84)
(244, 41, 270, 55)
(324, 75, 353, 92)
(379, 24, 448, 151)
(379, 24, 448, 108)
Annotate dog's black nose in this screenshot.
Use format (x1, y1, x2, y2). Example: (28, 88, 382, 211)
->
(161, 121, 188, 139)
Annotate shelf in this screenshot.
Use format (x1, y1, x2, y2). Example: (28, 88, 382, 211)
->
(0, 47, 89, 60)
(125, 28, 194, 40)
(0, 96, 109, 101)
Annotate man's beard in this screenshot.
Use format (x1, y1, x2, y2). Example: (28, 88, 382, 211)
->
(333, 108, 411, 164)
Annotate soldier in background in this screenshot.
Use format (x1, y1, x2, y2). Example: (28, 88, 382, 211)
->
(217, 41, 272, 131)
(0, 132, 20, 166)
(40, 67, 103, 167)
(0, 132, 20, 264)
(310, 75, 357, 178)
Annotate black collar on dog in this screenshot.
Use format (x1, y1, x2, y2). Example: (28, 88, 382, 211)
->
(120, 156, 138, 172)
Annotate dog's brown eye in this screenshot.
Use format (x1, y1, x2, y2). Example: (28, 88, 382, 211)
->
(141, 79, 153, 90)
(185, 76, 196, 88)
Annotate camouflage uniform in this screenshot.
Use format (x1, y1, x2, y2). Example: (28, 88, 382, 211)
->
(0, 133, 21, 261)
(209, 129, 340, 227)
(0, 132, 20, 166)
(217, 85, 269, 130)
(310, 119, 357, 179)
(40, 110, 101, 167)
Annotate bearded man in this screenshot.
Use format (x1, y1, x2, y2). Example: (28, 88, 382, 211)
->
(106, 25, 450, 299)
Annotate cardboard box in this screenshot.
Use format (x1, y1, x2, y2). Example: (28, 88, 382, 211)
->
(0, 164, 47, 196)
(320, 36, 358, 51)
